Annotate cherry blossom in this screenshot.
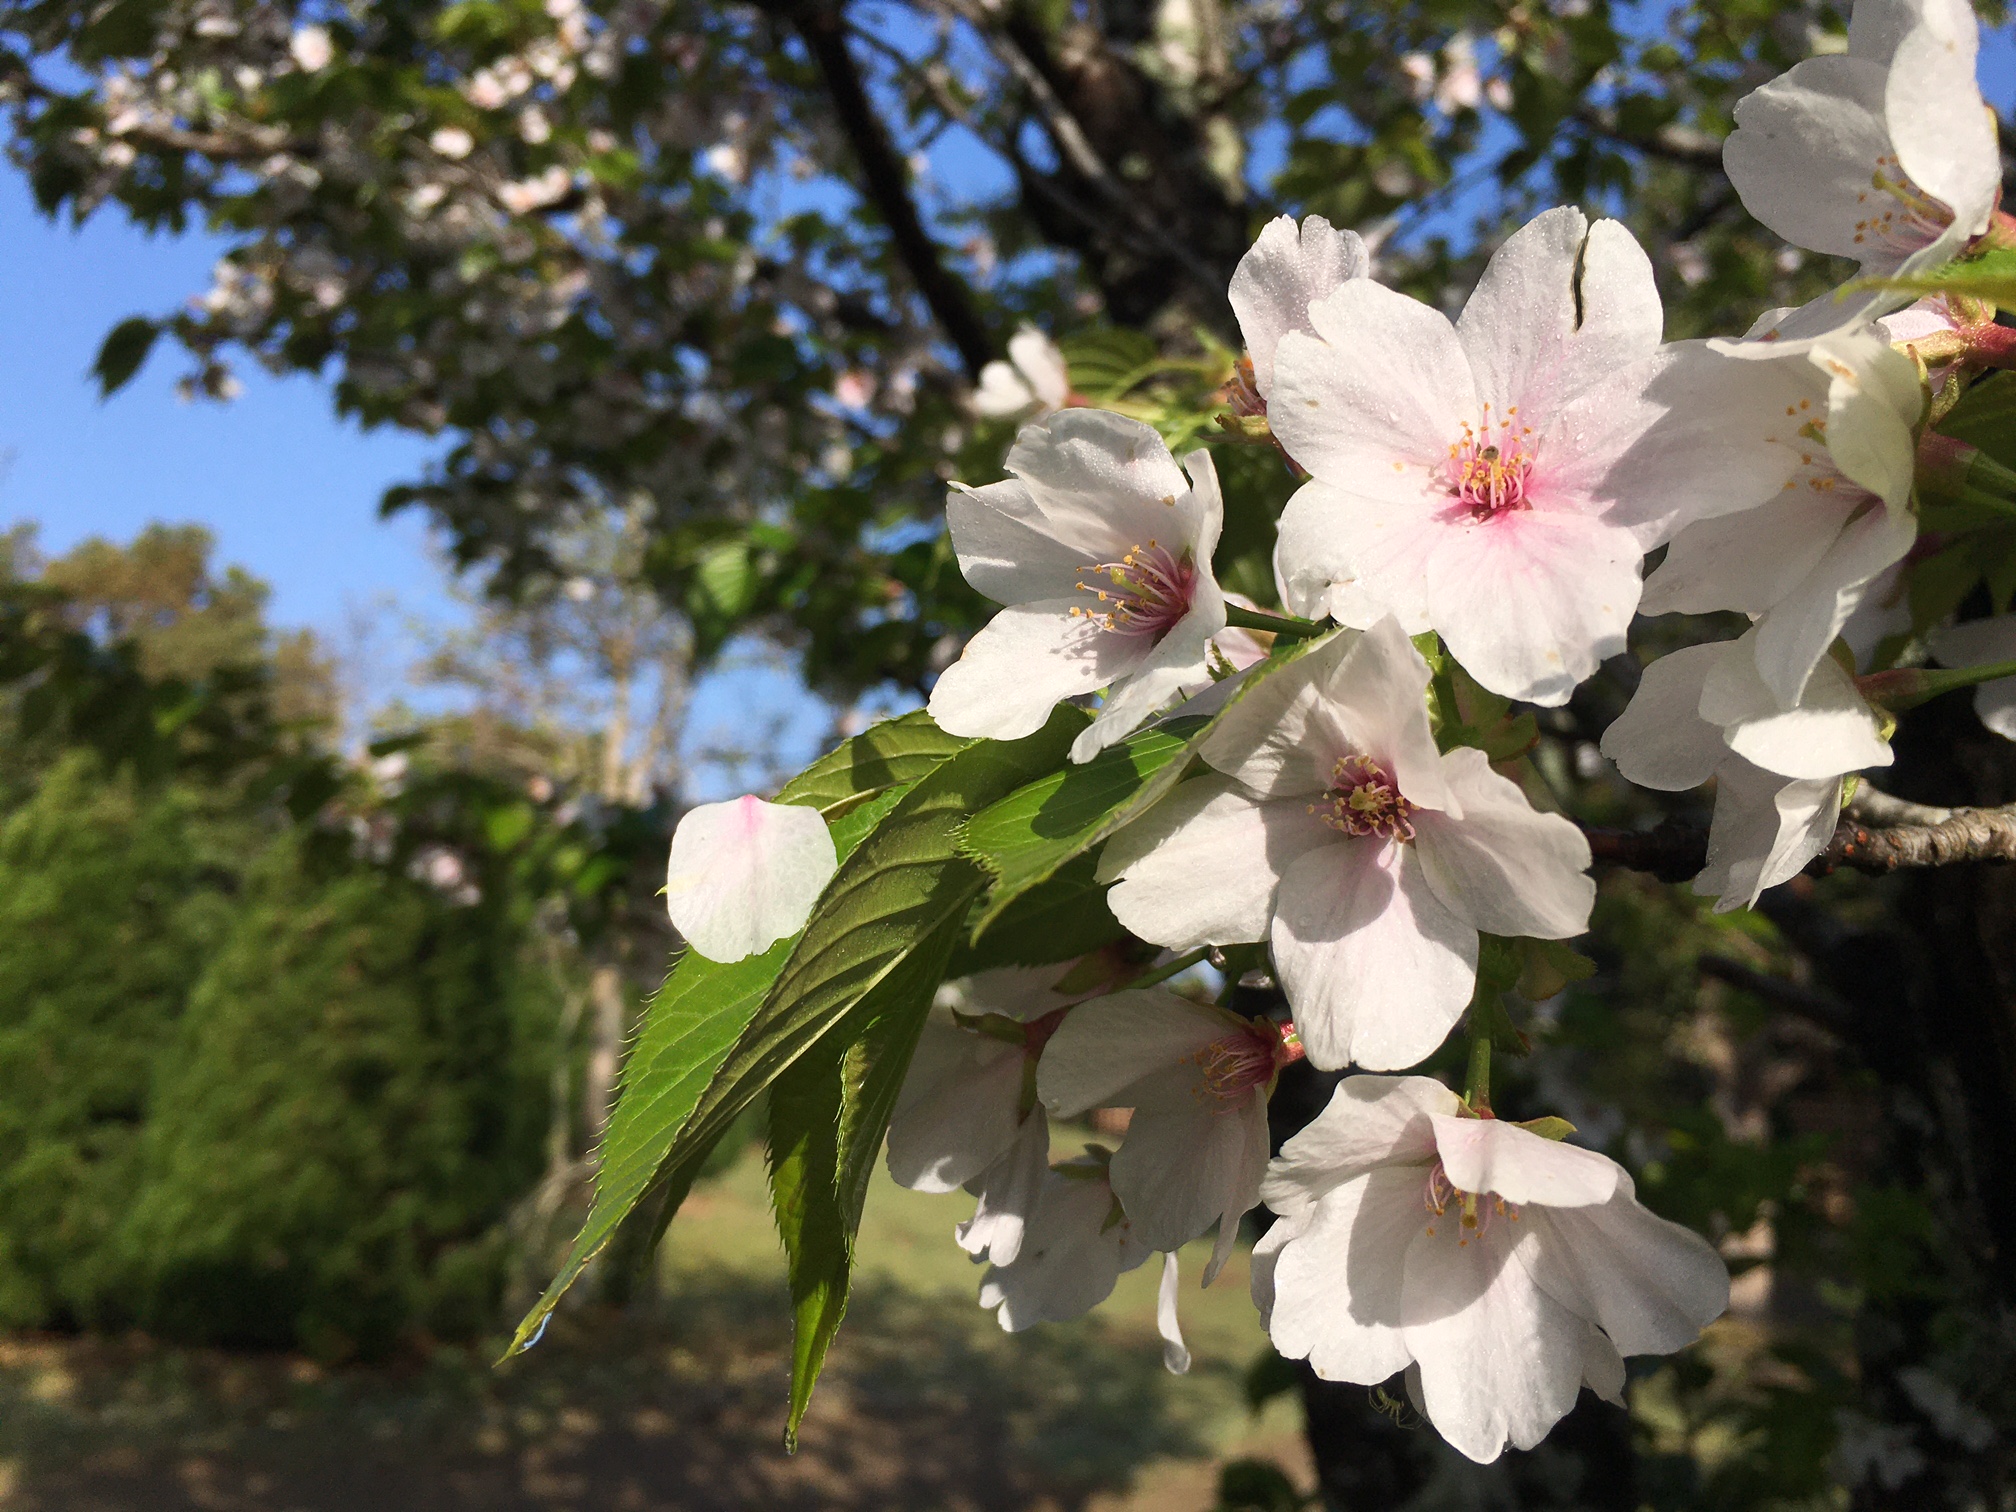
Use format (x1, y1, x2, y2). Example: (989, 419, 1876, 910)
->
(1601, 634, 1894, 909)
(1227, 214, 1369, 404)
(977, 1151, 1192, 1373)
(1037, 988, 1293, 1283)
(663, 795, 838, 962)
(1640, 324, 1923, 709)
(1253, 1076, 1728, 1464)
(1099, 618, 1594, 1070)
(1723, 0, 1998, 344)
(1268, 207, 1796, 704)
(973, 326, 1072, 419)
(928, 408, 1228, 763)
(887, 967, 1077, 1267)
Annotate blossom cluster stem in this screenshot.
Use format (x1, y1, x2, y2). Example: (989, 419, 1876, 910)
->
(1223, 604, 1328, 641)
(1857, 657, 2016, 710)
(1464, 1028, 1492, 1114)
(1123, 945, 1212, 992)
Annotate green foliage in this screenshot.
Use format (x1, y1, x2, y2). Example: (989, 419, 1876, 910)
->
(91, 315, 160, 397)
(0, 753, 235, 1328)
(118, 830, 549, 1359)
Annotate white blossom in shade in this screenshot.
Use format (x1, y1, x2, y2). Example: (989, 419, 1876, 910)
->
(289, 25, 333, 72)
(1228, 214, 1370, 401)
(429, 125, 475, 160)
(1640, 325, 1923, 709)
(1722, 0, 1997, 345)
(1601, 635, 1894, 910)
(929, 409, 1228, 763)
(1037, 988, 1290, 1283)
(1268, 207, 1799, 705)
(663, 796, 838, 962)
(973, 326, 1072, 419)
(886, 967, 1077, 1267)
(1252, 1076, 1729, 1465)
(1929, 616, 2016, 740)
(1098, 618, 1594, 1071)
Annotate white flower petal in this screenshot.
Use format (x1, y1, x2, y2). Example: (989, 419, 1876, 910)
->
(1110, 1096, 1266, 1262)
(1074, 588, 1227, 762)
(1274, 476, 1434, 633)
(664, 796, 837, 962)
(1262, 1074, 1457, 1219)
(1272, 839, 1477, 1072)
(1412, 747, 1595, 940)
(1420, 509, 1642, 707)
(1229, 214, 1371, 398)
(928, 600, 1146, 742)
(1037, 989, 1233, 1116)
(1428, 1115, 1620, 1208)
(1157, 1251, 1192, 1374)
(1704, 643, 1893, 779)
(1750, 502, 1917, 709)
(1266, 1166, 1418, 1385)
(886, 1012, 1028, 1192)
(957, 1107, 1053, 1267)
(1930, 615, 2016, 740)
(981, 1169, 1147, 1328)
(1324, 616, 1456, 814)
(973, 361, 1038, 418)
(1198, 629, 1358, 798)
(945, 478, 1096, 604)
(1599, 643, 1729, 792)
(1270, 282, 1476, 482)
(1811, 330, 1924, 511)
(1885, 10, 1997, 237)
(1003, 409, 1200, 560)
(1520, 1177, 1730, 1356)
(1723, 54, 1896, 264)
(1101, 782, 1332, 951)
(1008, 326, 1072, 410)
(1400, 1221, 1592, 1464)
(1697, 761, 1842, 911)
(1456, 208, 1661, 420)
(1640, 492, 1852, 620)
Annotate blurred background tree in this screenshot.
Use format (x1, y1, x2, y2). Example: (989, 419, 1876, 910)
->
(0, 0, 2012, 1506)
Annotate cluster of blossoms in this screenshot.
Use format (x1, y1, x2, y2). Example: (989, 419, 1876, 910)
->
(663, 0, 2016, 1464)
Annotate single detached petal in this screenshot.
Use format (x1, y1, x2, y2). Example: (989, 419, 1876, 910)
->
(1101, 781, 1333, 951)
(1420, 508, 1643, 707)
(957, 1107, 1053, 1267)
(1599, 643, 1728, 792)
(1037, 988, 1235, 1117)
(1428, 1115, 1620, 1208)
(1262, 1074, 1458, 1220)
(928, 599, 1147, 742)
(1229, 214, 1371, 398)
(1270, 281, 1477, 483)
(1413, 747, 1593, 940)
(1456, 208, 1661, 422)
(1521, 1175, 1729, 1357)
(1697, 761, 1843, 912)
(665, 795, 837, 962)
(1264, 1165, 1419, 1385)
(1272, 839, 1478, 1071)
(1400, 1220, 1592, 1464)
(1930, 615, 2016, 740)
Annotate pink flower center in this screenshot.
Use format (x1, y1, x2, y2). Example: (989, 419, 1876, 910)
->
(1422, 1160, 1520, 1246)
(1312, 754, 1415, 841)
(1072, 541, 1196, 638)
(1187, 1021, 1297, 1109)
(1854, 155, 1954, 260)
(1444, 409, 1535, 519)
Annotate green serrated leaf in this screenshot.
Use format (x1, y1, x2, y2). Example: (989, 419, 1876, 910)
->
(769, 908, 960, 1449)
(950, 850, 1127, 974)
(1866, 246, 2016, 308)
(503, 785, 906, 1357)
(960, 631, 1339, 933)
(93, 315, 159, 397)
(775, 709, 972, 815)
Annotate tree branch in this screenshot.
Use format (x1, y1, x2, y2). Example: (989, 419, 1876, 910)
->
(1570, 104, 1724, 173)
(782, 0, 995, 379)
